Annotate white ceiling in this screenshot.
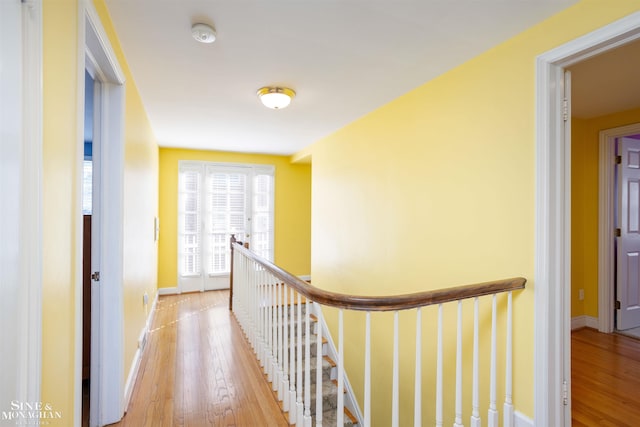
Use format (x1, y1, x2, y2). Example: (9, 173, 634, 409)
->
(104, 0, 578, 155)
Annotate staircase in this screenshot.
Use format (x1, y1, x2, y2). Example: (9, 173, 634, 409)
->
(230, 237, 526, 427)
(302, 310, 357, 425)
(250, 302, 359, 426)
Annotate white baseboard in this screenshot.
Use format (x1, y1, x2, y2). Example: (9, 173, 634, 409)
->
(571, 315, 598, 330)
(515, 410, 534, 427)
(123, 349, 141, 412)
(298, 275, 311, 282)
(123, 292, 158, 411)
(158, 286, 179, 295)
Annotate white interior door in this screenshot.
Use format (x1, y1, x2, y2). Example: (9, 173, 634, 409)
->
(85, 67, 102, 427)
(616, 136, 640, 330)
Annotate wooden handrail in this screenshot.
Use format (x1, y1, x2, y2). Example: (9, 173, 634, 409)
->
(230, 238, 525, 312)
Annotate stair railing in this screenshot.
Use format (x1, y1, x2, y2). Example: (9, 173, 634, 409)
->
(229, 236, 526, 427)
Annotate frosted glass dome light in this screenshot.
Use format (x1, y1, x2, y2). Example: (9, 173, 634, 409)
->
(257, 87, 296, 109)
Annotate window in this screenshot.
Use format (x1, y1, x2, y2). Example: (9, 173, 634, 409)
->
(82, 160, 93, 215)
(178, 162, 275, 291)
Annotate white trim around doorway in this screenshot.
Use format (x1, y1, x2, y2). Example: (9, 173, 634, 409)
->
(535, 10, 640, 427)
(20, 0, 43, 405)
(76, 2, 127, 426)
(598, 122, 640, 333)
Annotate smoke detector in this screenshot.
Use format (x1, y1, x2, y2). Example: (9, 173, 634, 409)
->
(191, 23, 216, 44)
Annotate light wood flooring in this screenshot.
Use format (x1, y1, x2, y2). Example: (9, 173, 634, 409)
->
(108, 290, 288, 427)
(572, 327, 640, 426)
(108, 295, 640, 426)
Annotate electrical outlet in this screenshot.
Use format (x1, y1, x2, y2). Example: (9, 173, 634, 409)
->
(578, 289, 584, 301)
(143, 292, 149, 306)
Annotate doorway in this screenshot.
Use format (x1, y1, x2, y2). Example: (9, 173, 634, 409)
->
(615, 134, 640, 332)
(595, 124, 640, 334)
(535, 10, 640, 427)
(177, 162, 275, 293)
(79, 3, 126, 426)
(82, 69, 95, 427)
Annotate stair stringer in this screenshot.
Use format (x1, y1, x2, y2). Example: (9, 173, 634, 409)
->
(310, 303, 365, 426)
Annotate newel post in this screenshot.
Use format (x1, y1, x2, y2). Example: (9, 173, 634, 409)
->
(229, 234, 236, 310)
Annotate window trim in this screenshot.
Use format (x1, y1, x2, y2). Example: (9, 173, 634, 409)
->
(177, 160, 275, 285)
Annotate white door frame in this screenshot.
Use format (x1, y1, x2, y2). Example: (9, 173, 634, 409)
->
(77, 2, 126, 426)
(535, 11, 640, 427)
(20, 0, 43, 404)
(598, 122, 640, 333)
(0, 0, 43, 406)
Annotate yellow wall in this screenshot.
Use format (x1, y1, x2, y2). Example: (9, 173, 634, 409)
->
(92, 0, 160, 390)
(41, 0, 159, 424)
(158, 148, 311, 288)
(42, 1, 78, 421)
(304, 2, 640, 424)
(571, 107, 640, 318)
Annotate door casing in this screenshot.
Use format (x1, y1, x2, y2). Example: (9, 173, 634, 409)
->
(535, 10, 640, 427)
(0, 0, 43, 407)
(598, 123, 640, 333)
(77, 2, 126, 426)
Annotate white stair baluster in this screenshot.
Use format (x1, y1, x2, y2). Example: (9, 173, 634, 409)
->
(296, 293, 304, 427)
(488, 294, 498, 427)
(471, 297, 480, 427)
(315, 303, 323, 427)
(304, 299, 311, 427)
(289, 288, 297, 424)
(253, 262, 258, 350)
(269, 278, 276, 387)
(436, 304, 443, 427)
(454, 300, 463, 427)
(392, 311, 399, 427)
(414, 307, 422, 427)
(249, 262, 254, 333)
(338, 309, 344, 427)
(365, 311, 371, 427)
(257, 270, 263, 367)
(283, 284, 289, 412)
(504, 291, 514, 427)
(277, 282, 283, 401)
(265, 271, 270, 369)
(260, 271, 267, 368)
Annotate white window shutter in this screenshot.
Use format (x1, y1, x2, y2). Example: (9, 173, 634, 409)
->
(206, 167, 248, 275)
(178, 162, 274, 284)
(252, 167, 274, 261)
(178, 165, 202, 277)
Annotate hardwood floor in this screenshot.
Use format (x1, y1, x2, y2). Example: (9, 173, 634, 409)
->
(572, 328, 640, 426)
(108, 290, 288, 427)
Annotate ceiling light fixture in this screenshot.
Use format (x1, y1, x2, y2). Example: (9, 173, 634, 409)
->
(191, 23, 216, 44)
(257, 87, 296, 109)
